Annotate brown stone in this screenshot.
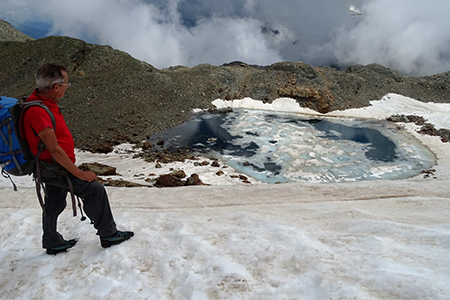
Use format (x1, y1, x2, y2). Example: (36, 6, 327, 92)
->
(154, 174, 183, 188)
(186, 174, 206, 186)
(79, 162, 118, 176)
(170, 170, 186, 179)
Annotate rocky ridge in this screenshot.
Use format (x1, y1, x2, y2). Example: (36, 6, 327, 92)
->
(0, 20, 33, 43)
(1, 20, 450, 154)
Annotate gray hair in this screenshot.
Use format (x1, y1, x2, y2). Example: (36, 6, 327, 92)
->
(35, 62, 67, 91)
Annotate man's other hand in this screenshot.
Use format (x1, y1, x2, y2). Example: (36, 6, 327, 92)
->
(77, 170, 97, 182)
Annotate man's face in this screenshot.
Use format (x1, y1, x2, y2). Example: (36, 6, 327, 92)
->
(56, 70, 69, 99)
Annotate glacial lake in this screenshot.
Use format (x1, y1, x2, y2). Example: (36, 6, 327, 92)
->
(147, 109, 436, 183)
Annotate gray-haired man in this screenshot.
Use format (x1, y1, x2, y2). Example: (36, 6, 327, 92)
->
(24, 62, 133, 255)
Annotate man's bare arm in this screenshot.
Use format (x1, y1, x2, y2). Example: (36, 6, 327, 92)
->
(38, 127, 97, 182)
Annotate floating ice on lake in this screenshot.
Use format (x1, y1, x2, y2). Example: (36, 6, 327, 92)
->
(148, 109, 436, 183)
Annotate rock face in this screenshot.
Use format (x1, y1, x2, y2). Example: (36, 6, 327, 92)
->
(1, 22, 450, 153)
(0, 20, 33, 42)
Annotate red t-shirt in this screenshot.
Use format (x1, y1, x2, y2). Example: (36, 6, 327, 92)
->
(23, 90, 76, 163)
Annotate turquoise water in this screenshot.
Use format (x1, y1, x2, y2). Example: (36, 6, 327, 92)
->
(148, 109, 436, 183)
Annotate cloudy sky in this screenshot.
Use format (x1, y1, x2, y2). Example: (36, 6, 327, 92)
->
(1, 0, 449, 75)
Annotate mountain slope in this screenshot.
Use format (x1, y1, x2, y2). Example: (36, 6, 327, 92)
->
(1, 22, 449, 152)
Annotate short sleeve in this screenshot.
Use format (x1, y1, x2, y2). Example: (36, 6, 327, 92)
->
(26, 106, 54, 135)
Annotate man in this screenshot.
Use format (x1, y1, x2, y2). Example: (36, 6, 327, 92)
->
(23, 62, 133, 255)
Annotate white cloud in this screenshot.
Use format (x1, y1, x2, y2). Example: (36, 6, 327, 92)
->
(180, 17, 285, 67)
(322, 0, 450, 75)
(0, 0, 32, 22)
(1, 0, 450, 75)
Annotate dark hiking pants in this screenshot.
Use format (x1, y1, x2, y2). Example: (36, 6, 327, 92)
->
(40, 165, 117, 249)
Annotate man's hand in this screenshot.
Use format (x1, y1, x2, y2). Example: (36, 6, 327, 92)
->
(75, 170, 97, 182)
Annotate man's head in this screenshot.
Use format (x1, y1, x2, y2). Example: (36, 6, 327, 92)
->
(36, 62, 70, 100)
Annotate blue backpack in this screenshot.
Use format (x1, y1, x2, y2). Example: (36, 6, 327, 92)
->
(1, 96, 86, 220)
(0, 96, 55, 188)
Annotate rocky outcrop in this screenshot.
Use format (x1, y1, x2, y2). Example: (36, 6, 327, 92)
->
(1, 23, 450, 153)
(154, 171, 206, 188)
(0, 20, 33, 42)
(387, 114, 450, 143)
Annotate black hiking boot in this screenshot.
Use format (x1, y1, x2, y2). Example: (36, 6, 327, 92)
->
(46, 239, 78, 255)
(100, 230, 134, 248)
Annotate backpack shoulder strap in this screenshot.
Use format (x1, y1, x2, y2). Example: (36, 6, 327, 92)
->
(19, 101, 56, 139)
(18, 102, 57, 215)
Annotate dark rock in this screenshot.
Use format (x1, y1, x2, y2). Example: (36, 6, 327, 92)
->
(438, 129, 450, 142)
(141, 149, 197, 163)
(387, 114, 427, 125)
(239, 175, 248, 180)
(93, 143, 117, 154)
(170, 170, 186, 179)
(153, 172, 206, 187)
(79, 162, 118, 176)
(185, 174, 205, 186)
(417, 123, 440, 137)
(422, 169, 437, 179)
(141, 142, 153, 150)
(154, 174, 183, 188)
(97, 178, 148, 187)
(388, 114, 450, 143)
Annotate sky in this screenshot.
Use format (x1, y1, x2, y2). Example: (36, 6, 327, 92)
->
(1, 93, 450, 299)
(1, 0, 450, 75)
